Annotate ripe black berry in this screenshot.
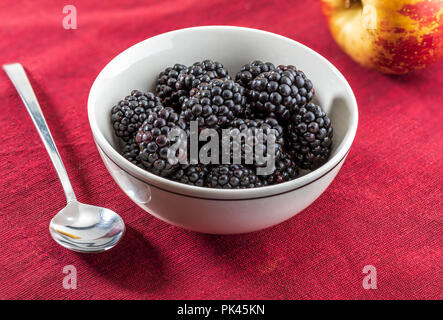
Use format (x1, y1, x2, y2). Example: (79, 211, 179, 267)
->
(261, 152, 299, 184)
(222, 117, 285, 165)
(206, 164, 264, 189)
(235, 60, 275, 88)
(248, 65, 314, 122)
(176, 60, 230, 92)
(120, 138, 143, 167)
(181, 79, 245, 130)
(287, 103, 333, 170)
(156, 64, 188, 111)
(136, 108, 188, 177)
(170, 164, 210, 187)
(111, 90, 163, 141)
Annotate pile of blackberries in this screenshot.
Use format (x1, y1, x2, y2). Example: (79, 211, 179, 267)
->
(110, 60, 333, 189)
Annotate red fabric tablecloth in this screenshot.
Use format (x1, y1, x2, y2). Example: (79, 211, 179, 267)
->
(0, 0, 441, 300)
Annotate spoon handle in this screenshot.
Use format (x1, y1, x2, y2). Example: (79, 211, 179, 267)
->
(3, 63, 77, 203)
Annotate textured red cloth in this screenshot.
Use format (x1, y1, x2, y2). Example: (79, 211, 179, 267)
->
(0, 0, 442, 300)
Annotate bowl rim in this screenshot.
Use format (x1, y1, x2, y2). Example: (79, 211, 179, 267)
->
(88, 25, 358, 200)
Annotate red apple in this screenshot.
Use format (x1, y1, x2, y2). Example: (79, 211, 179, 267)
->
(321, 0, 443, 74)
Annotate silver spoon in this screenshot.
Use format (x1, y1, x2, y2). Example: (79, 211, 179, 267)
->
(3, 63, 125, 253)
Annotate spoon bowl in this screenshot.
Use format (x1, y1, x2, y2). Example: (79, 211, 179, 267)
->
(49, 201, 125, 253)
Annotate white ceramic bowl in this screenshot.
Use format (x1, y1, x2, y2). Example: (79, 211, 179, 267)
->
(88, 26, 358, 234)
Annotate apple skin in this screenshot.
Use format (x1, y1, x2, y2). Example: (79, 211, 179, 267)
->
(321, 0, 443, 74)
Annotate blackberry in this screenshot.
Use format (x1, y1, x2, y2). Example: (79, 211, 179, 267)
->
(121, 138, 143, 167)
(111, 90, 163, 141)
(136, 108, 188, 177)
(181, 79, 244, 130)
(176, 60, 230, 92)
(222, 117, 285, 164)
(244, 104, 254, 119)
(206, 164, 264, 189)
(261, 152, 299, 184)
(235, 60, 275, 88)
(244, 104, 267, 120)
(194, 79, 246, 115)
(248, 65, 314, 122)
(170, 164, 210, 187)
(287, 103, 333, 170)
(156, 64, 188, 111)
